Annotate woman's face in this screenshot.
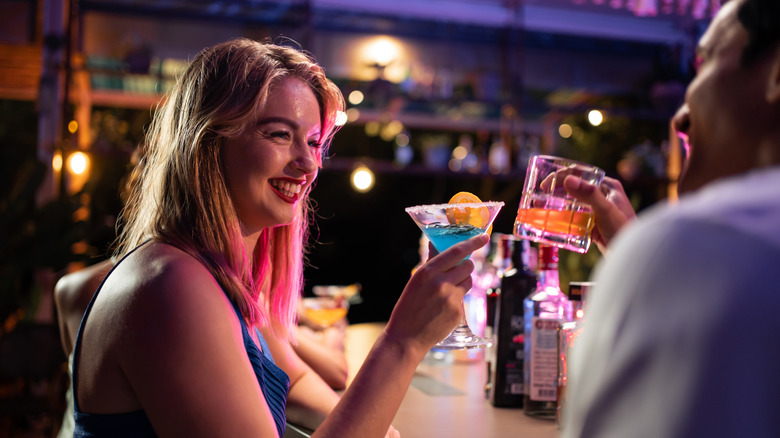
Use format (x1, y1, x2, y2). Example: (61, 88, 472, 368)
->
(222, 76, 322, 234)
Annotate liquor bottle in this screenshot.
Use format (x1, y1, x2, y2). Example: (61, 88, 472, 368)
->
(486, 234, 513, 337)
(523, 245, 573, 418)
(556, 281, 592, 426)
(488, 236, 536, 407)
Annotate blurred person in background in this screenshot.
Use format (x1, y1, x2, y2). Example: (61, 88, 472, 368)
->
(561, 0, 780, 436)
(69, 37, 487, 438)
(55, 259, 112, 438)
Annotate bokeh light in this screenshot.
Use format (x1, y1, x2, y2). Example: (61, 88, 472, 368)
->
(52, 152, 63, 172)
(364, 121, 380, 137)
(348, 90, 364, 105)
(67, 151, 89, 175)
(395, 132, 410, 147)
(346, 108, 361, 122)
(558, 123, 573, 138)
(351, 165, 375, 193)
(588, 110, 604, 126)
(335, 110, 348, 127)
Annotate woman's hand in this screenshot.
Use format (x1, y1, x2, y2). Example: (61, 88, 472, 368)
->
(564, 175, 636, 253)
(384, 234, 489, 357)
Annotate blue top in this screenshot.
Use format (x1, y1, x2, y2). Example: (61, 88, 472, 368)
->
(72, 242, 290, 437)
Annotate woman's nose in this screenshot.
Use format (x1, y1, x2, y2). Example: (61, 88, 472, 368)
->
(672, 103, 691, 137)
(293, 141, 319, 175)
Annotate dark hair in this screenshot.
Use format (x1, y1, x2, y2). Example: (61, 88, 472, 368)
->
(737, 0, 780, 64)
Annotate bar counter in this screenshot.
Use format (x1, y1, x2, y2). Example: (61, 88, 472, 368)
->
(344, 323, 559, 438)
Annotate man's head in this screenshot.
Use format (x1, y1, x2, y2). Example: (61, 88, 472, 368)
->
(672, 0, 780, 194)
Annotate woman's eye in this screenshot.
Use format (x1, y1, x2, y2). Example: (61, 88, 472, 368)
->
(308, 139, 323, 148)
(270, 131, 291, 140)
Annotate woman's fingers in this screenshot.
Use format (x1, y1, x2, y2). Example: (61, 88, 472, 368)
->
(425, 234, 490, 270)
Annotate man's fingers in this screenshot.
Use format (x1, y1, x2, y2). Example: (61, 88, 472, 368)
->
(564, 175, 610, 212)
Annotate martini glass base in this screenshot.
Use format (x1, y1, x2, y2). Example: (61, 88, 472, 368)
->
(432, 325, 494, 350)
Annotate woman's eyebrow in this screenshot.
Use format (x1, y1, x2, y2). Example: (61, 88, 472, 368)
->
(257, 117, 298, 129)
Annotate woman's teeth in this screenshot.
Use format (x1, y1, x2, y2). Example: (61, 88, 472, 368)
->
(270, 180, 302, 197)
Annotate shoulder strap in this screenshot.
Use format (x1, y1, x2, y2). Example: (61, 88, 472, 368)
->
(71, 240, 151, 412)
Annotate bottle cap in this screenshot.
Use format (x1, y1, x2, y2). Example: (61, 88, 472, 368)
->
(498, 234, 514, 262)
(538, 244, 558, 270)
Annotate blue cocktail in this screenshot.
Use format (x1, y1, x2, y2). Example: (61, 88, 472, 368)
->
(406, 200, 504, 349)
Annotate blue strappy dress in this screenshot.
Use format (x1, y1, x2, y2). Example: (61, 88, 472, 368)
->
(72, 243, 290, 437)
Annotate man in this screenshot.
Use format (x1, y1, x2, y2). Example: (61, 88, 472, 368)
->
(562, 0, 780, 436)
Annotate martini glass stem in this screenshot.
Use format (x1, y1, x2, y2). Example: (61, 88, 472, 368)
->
(433, 291, 492, 350)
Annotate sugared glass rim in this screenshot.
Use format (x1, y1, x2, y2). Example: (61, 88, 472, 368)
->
(405, 201, 504, 213)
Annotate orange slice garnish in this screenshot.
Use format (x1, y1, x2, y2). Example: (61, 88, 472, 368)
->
(447, 192, 491, 233)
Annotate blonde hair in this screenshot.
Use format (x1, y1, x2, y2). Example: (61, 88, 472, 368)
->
(115, 38, 344, 335)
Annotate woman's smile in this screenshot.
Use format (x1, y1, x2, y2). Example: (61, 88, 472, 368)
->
(269, 178, 305, 203)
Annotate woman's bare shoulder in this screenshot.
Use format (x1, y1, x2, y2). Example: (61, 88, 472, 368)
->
(78, 241, 251, 420)
(107, 242, 217, 297)
(96, 242, 236, 343)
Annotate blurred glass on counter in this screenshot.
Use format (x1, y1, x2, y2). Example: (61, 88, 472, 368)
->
(523, 245, 573, 419)
(301, 284, 361, 329)
(312, 283, 363, 305)
(556, 281, 592, 427)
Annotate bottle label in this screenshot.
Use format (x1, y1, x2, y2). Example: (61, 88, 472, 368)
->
(529, 317, 561, 402)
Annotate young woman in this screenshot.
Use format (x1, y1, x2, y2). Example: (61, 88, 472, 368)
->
(71, 38, 487, 437)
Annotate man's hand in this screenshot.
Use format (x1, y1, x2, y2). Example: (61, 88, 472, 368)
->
(564, 175, 636, 254)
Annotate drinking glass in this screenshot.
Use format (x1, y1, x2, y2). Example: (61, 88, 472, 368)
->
(514, 155, 605, 254)
(302, 296, 349, 327)
(406, 200, 504, 349)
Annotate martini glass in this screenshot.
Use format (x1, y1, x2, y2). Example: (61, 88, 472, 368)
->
(405, 200, 504, 350)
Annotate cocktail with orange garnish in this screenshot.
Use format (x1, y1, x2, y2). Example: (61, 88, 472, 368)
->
(406, 192, 504, 349)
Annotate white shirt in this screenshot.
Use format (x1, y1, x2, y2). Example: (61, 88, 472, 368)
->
(562, 166, 780, 438)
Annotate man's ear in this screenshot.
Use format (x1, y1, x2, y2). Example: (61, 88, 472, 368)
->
(766, 45, 780, 104)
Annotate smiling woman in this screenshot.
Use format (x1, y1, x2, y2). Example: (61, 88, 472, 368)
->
(222, 77, 323, 234)
(70, 37, 491, 438)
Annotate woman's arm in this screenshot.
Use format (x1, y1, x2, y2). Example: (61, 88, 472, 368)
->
(292, 324, 348, 390)
(99, 235, 484, 438)
(312, 234, 489, 438)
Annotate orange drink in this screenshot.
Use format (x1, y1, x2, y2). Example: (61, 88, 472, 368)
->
(304, 306, 348, 326)
(515, 207, 595, 240)
(302, 297, 348, 327)
(514, 155, 604, 253)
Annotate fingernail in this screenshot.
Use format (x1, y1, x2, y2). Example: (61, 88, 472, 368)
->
(565, 175, 582, 190)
